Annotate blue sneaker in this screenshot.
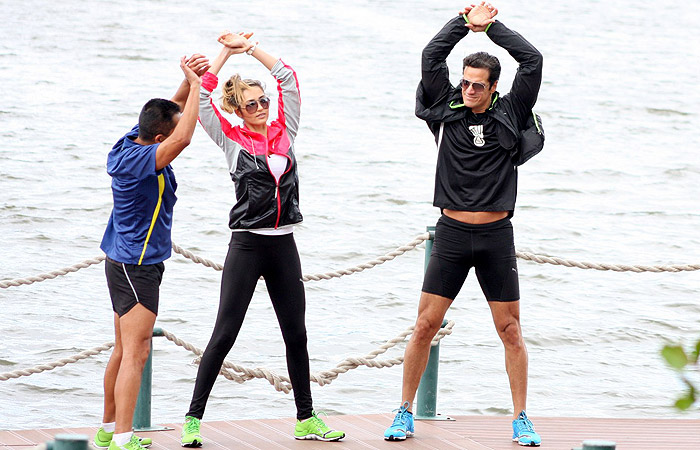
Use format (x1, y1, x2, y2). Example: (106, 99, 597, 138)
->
(383, 401, 414, 441)
(512, 410, 541, 446)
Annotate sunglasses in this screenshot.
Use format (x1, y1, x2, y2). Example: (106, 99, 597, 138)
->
(241, 97, 270, 114)
(460, 79, 488, 93)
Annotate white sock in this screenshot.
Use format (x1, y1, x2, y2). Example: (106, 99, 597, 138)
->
(101, 422, 116, 433)
(113, 432, 133, 446)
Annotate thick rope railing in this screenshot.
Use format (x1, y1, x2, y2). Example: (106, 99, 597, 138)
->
(0, 256, 106, 288)
(162, 322, 454, 393)
(3, 233, 699, 290)
(169, 233, 431, 281)
(515, 251, 700, 273)
(0, 342, 114, 381)
(0, 324, 454, 390)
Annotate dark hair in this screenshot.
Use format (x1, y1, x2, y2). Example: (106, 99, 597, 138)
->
(138, 98, 181, 141)
(462, 51, 501, 86)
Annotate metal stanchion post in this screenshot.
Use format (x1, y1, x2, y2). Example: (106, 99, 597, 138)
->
(133, 327, 171, 431)
(53, 434, 88, 450)
(572, 440, 616, 450)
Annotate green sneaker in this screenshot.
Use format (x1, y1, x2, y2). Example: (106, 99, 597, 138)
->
(294, 411, 345, 441)
(107, 434, 148, 450)
(93, 428, 152, 449)
(181, 416, 203, 448)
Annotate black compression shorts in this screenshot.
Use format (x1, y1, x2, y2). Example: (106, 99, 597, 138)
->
(105, 257, 164, 316)
(421, 214, 520, 302)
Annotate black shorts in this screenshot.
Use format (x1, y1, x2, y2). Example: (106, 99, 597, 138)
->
(105, 257, 164, 317)
(421, 214, 520, 302)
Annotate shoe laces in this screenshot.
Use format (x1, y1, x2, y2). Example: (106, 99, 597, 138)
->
(514, 412, 534, 433)
(126, 434, 145, 450)
(309, 411, 330, 432)
(391, 401, 411, 427)
(184, 417, 200, 434)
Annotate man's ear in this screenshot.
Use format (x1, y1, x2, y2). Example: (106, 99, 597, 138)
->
(154, 134, 167, 143)
(490, 80, 498, 93)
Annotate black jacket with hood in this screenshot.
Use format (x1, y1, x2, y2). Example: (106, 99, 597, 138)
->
(416, 16, 543, 214)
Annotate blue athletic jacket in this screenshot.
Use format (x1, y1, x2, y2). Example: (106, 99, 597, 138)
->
(101, 125, 177, 265)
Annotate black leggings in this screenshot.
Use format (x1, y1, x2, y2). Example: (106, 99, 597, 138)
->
(186, 232, 312, 420)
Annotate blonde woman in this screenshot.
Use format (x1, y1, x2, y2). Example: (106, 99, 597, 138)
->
(180, 33, 345, 446)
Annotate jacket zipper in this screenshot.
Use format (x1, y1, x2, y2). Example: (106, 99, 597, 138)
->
(265, 144, 293, 229)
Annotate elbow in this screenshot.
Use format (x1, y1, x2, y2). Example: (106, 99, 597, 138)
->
(178, 136, 192, 148)
(421, 46, 434, 65)
(533, 50, 544, 69)
(521, 51, 543, 76)
(170, 134, 192, 150)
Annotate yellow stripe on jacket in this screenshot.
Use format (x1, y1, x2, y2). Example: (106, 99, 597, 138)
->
(138, 173, 165, 265)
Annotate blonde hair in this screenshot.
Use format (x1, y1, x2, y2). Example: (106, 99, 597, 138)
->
(220, 74, 265, 114)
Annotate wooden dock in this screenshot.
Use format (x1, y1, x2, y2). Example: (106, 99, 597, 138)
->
(1, 414, 698, 450)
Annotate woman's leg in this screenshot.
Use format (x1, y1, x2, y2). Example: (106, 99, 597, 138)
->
(263, 234, 313, 420)
(186, 233, 262, 419)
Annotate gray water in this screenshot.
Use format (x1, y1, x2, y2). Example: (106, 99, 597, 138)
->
(1, 0, 699, 431)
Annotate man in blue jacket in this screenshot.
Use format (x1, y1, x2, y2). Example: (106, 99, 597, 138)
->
(93, 54, 208, 450)
(384, 3, 544, 447)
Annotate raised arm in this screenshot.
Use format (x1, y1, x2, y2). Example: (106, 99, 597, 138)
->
(219, 33, 301, 141)
(195, 34, 253, 150)
(485, 20, 543, 122)
(155, 57, 201, 170)
(417, 4, 498, 118)
(420, 16, 471, 107)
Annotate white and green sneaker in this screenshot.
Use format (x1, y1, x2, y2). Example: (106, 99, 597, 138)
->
(181, 416, 203, 448)
(93, 428, 152, 449)
(294, 411, 345, 441)
(107, 434, 149, 450)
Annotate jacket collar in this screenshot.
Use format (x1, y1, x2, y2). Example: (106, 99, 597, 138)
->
(240, 120, 285, 141)
(449, 91, 500, 111)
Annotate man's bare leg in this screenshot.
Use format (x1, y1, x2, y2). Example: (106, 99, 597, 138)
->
(114, 304, 157, 434)
(400, 292, 454, 409)
(488, 300, 527, 419)
(102, 312, 123, 424)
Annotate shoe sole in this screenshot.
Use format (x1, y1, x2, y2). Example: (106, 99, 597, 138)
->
(294, 434, 345, 442)
(384, 432, 413, 441)
(513, 437, 540, 447)
(181, 440, 203, 448)
(94, 440, 152, 449)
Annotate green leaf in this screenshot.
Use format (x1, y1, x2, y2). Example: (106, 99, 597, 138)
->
(690, 339, 700, 364)
(662, 345, 688, 370)
(675, 393, 695, 410)
(674, 380, 697, 411)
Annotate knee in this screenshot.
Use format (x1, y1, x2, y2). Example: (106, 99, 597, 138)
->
(111, 342, 123, 360)
(122, 339, 152, 367)
(206, 332, 237, 354)
(413, 316, 441, 344)
(500, 321, 524, 349)
(282, 326, 307, 347)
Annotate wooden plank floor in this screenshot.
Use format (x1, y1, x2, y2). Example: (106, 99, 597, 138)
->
(2, 414, 698, 450)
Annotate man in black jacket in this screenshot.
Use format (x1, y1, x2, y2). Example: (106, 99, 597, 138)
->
(384, 3, 543, 447)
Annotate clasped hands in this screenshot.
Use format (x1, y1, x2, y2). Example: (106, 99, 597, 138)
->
(179, 54, 210, 83)
(460, 2, 498, 32)
(218, 30, 257, 54)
